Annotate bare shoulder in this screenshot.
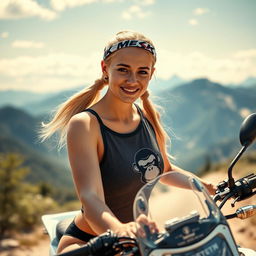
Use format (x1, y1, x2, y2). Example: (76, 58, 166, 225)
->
(67, 111, 100, 138)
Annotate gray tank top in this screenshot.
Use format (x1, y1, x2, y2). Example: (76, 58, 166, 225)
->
(85, 105, 164, 222)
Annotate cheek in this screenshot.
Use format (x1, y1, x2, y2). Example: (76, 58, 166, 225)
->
(109, 72, 124, 84)
(141, 74, 152, 84)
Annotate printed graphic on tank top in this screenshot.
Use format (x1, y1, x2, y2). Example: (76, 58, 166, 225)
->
(85, 105, 164, 223)
(132, 148, 162, 183)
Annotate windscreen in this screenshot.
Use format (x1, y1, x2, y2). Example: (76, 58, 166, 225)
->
(133, 171, 221, 250)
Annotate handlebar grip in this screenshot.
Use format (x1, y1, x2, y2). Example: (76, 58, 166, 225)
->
(249, 175, 256, 189)
(56, 230, 118, 256)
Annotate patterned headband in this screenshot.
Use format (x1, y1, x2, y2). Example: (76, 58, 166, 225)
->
(103, 39, 156, 60)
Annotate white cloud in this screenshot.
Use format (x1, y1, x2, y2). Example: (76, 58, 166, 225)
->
(50, 0, 123, 11)
(0, 0, 57, 20)
(188, 7, 209, 26)
(12, 40, 45, 48)
(1, 31, 9, 38)
(50, 0, 97, 12)
(122, 5, 151, 20)
(188, 19, 198, 26)
(0, 52, 102, 92)
(233, 49, 256, 59)
(133, 0, 155, 6)
(0, 0, 153, 21)
(102, 0, 122, 2)
(155, 48, 256, 85)
(193, 8, 209, 16)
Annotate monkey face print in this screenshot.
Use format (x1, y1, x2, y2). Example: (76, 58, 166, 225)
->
(133, 148, 163, 183)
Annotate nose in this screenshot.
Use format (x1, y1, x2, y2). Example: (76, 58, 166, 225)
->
(127, 72, 137, 84)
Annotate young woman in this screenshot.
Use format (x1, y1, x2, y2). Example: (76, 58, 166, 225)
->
(41, 30, 216, 253)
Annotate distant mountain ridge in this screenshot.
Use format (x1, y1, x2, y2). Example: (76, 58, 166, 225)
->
(156, 78, 256, 170)
(0, 90, 53, 108)
(230, 76, 256, 87)
(149, 75, 186, 93)
(0, 87, 84, 116)
(0, 106, 71, 187)
(22, 87, 85, 116)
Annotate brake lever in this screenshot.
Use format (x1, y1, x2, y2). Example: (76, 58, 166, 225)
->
(231, 196, 240, 207)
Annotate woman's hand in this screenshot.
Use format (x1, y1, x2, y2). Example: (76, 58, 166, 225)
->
(113, 222, 138, 238)
(136, 214, 159, 238)
(204, 182, 217, 196)
(113, 214, 158, 239)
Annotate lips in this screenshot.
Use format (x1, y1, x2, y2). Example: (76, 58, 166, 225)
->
(121, 87, 139, 94)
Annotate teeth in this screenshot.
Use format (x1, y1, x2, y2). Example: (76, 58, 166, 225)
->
(122, 88, 137, 92)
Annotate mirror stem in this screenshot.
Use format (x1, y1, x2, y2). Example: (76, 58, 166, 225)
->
(228, 145, 247, 188)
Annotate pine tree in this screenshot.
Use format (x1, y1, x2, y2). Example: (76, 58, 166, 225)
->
(0, 153, 29, 238)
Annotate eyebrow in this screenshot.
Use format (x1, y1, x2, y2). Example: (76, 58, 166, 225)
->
(116, 63, 150, 70)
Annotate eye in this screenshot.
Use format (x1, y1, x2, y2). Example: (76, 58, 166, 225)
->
(139, 70, 149, 75)
(117, 68, 128, 73)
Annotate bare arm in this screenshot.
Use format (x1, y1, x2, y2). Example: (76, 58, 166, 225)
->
(163, 164, 216, 195)
(67, 113, 136, 236)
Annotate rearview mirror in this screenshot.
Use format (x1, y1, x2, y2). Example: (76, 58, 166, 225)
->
(239, 113, 256, 148)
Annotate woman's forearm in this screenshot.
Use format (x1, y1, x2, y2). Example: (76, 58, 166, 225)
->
(162, 164, 216, 195)
(81, 193, 122, 234)
(173, 165, 216, 195)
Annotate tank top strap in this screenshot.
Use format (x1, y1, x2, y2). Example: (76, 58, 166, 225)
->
(134, 104, 157, 138)
(83, 109, 108, 163)
(134, 103, 145, 120)
(84, 109, 105, 127)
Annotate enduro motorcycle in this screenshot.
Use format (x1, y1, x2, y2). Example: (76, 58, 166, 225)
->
(42, 113, 256, 256)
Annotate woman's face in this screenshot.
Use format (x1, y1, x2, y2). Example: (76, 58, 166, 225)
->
(102, 47, 155, 104)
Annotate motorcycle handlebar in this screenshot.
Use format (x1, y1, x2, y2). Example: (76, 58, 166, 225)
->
(56, 230, 119, 256)
(214, 173, 256, 206)
(56, 230, 138, 256)
(249, 174, 256, 189)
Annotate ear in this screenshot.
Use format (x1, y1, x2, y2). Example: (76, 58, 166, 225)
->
(101, 60, 108, 76)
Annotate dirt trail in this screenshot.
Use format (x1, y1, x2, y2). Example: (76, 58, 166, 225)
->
(0, 236, 49, 256)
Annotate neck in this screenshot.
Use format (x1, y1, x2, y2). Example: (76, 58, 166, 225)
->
(96, 91, 137, 122)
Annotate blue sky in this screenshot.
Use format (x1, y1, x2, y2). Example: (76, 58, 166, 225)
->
(0, 0, 255, 92)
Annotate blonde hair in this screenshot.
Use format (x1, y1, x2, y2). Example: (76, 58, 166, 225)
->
(40, 30, 170, 158)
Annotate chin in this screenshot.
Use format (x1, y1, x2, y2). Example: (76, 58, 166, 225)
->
(118, 94, 139, 104)
(121, 98, 137, 104)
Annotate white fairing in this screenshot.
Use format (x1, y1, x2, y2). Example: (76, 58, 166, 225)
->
(42, 210, 79, 255)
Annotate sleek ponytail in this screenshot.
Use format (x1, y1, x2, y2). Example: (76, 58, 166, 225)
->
(40, 77, 107, 148)
(140, 91, 171, 159)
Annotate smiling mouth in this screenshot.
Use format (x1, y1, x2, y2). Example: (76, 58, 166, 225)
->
(121, 87, 139, 94)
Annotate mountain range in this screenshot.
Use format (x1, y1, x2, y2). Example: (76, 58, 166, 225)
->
(0, 106, 72, 188)
(0, 77, 256, 184)
(156, 78, 256, 170)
